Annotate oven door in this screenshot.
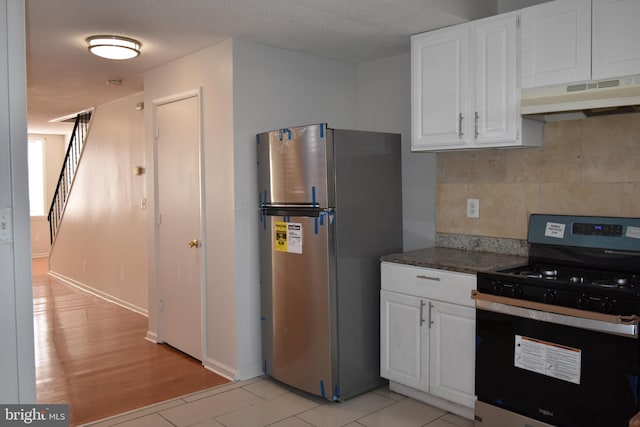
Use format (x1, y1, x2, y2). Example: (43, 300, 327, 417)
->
(475, 299, 640, 427)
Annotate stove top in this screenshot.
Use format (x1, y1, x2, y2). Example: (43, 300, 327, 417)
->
(502, 264, 640, 290)
(477, 266, 640, 315)
(478, 214, 640, 315)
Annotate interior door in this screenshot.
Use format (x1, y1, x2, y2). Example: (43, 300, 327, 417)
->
(156, 93, 203, 360)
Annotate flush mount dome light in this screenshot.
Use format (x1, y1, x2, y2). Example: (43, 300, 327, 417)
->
(86, 35, 141, 60)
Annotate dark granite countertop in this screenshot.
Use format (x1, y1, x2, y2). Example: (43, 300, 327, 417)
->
(381, 247, 528, 275)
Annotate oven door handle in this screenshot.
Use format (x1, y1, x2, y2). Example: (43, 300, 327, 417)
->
(474, 295, 639, 338)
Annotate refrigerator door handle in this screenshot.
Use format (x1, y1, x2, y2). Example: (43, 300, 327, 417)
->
(262, 206, 321, 217)
(262, 206, 334, 218)
(261, 202, 321, 209)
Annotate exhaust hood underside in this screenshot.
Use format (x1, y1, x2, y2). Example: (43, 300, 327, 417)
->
(521, 75, 640, 121)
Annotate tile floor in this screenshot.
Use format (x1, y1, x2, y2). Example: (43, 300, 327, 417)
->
(81, 377, 474, 427)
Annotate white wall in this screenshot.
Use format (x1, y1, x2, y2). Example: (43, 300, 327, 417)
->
(355, 53, 437, 250)
(144, 40, 238, 377)
(144, 37, 436, 381)
(0, 0, 36, 403)
(48, 93, 148, 314)
(232, 39, 358, 378)
(230, 41, 434, 378)
(144, 38, 360, 380)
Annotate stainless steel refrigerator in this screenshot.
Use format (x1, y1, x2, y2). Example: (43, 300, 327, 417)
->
(257, 123, 403, 401)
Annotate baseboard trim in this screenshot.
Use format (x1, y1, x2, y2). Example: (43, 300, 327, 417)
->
(32, 252, 49, 259)
(48, 270, 148, 317)
(204, 357, 236, 381)
(145, 331, 158, 343)
(235, 362, 264, 381)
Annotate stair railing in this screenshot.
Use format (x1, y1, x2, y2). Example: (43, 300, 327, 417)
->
(47, 111, 93, 244)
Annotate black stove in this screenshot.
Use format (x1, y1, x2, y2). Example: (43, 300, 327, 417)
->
(477, 214, 640, 315)
(475, 214, 640, 427)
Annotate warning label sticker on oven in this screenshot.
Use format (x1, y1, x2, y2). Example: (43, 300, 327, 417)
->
(544, 222, 566, 239)
(514, 335, 581, 384)
(274, 222, 303, 254)
(626, 226, 640, 239)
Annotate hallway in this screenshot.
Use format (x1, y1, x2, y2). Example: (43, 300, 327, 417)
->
(32, 258, 229, 426)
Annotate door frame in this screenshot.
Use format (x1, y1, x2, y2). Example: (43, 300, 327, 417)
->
(151, 88, 207, 362)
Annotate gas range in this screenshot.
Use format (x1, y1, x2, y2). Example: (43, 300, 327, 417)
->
(477, 214, 640, 316)
(475, 214, 640, 427)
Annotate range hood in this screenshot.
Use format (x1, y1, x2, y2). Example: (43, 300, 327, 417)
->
(521, 75, 640, 121)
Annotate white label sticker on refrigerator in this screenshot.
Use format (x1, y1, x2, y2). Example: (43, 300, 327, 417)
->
(514, 335, 581, 384)
(544, 222, 566, 239)
(286, 223, 303, 254)
(626, 226, 640, 239)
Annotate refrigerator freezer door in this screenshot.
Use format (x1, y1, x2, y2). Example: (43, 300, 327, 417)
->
(260, 213, 335, 399)
(257, 124, 333, 208)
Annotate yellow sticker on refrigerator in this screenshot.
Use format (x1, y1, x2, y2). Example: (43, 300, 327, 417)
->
(274, 222, 303, 254)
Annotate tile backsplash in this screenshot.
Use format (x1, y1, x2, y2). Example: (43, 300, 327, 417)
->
(436, 113, 640, 239)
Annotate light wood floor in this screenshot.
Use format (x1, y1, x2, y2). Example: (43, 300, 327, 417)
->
(32, 258, 229, 426)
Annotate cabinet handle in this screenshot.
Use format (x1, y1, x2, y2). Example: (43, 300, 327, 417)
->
(419, 300, 426, 326)
(458, 113, 464, 138)
(428, 302, 434, 329)
(417, 275, 441, 281)
(475, 112, 479, 138)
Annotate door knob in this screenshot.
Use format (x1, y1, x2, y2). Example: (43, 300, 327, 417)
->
(187, 239, 200, 248)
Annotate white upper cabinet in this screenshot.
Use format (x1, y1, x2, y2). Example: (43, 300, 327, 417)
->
(473, 15, 519, 145)
(521, 0, 592, 88)
(592, 0, 640, 80)
(411, 13, 541, 151)
(411, 25, 468, 149)
(521, 0, 640, 88)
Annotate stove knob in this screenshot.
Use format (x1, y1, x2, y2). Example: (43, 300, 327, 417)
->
(511, 285, 523, 298)
(543, 289, 556, 304)
(577, 294, 590, 309)
(601, 298, 615, 313)
(493, 283, 504, 296)
(616, 278, 628, 287)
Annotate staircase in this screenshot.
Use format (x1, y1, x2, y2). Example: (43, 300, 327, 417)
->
(47, 111, 93, 244)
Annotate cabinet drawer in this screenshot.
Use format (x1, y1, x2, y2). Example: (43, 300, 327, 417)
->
(381, 262, 476, 307)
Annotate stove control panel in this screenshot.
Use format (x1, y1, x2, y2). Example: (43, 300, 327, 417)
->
(573, 222, 623, 237)
(528, 214, 640, 251)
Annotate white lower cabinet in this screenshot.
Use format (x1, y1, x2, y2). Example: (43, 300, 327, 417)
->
(380, 290, 429, 391)
(380, 262, 476, 418)
(428, 301, 476, 408)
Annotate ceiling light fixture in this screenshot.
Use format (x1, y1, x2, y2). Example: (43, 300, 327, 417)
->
(86, 35, 141, 60)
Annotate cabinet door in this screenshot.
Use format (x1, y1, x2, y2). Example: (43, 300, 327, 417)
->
(380, 290, 429, 391)
(473, 14, 518, 145)
(411, 26, 469, 150)
(521, 0, 591, 88)
(429, 300, 476, 408)
(592, 0, 640, 79)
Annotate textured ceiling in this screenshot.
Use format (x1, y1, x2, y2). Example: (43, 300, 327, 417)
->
(25, 0, 499, 134)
